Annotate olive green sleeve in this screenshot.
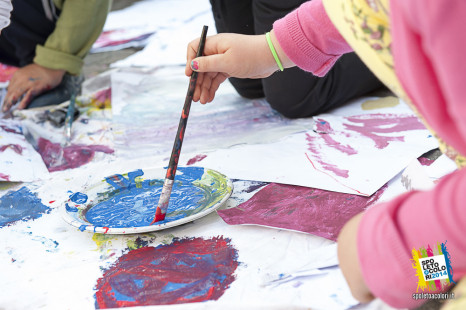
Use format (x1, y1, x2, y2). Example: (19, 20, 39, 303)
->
(34, 0, 112, 75)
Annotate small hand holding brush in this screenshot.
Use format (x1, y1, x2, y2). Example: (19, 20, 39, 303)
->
(151, 25, 208, 224)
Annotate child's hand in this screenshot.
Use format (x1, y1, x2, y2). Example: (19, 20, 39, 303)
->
(185, 31, 293, 104)
(2, 63, 65, 112)
(338, 213, 375, 303)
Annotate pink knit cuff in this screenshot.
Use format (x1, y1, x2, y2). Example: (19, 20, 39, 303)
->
(273, 0, 352, 76)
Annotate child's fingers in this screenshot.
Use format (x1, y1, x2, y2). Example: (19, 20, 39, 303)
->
(3, 85, 22, 112)
(17, 89, 34, 110)
(190, 54, 229, 74)
(186, 37, 201, 77)
(192, 72, 205, 102)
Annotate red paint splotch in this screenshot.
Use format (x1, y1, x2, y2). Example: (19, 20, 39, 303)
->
(218, 183, 386, 241)
(37, 138, 114, 172)
(344, 113, 425, 149)
(0, 144, 23, 155)
(95, 237, 238, 309)
(186, 154, 207, 166)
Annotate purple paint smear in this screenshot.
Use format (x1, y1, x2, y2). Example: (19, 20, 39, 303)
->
(0, 173, 10, 181)
(218, 183, 385, 241)
(95, 237, 238, 308)
(315, 119, 357, 155)
(306, 133, 350, 178)
(306, 114, 425, 178)
(344, 113, 425, 149)
(0, 124, 22, 135)
(0, 144, 23, 155)
(37, 138, 113, 172)
(186, 154, 207, 166)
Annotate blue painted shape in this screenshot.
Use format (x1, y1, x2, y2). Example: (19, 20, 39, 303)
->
(79, 225, 87, 231)
(85, 167, 211, 228)
(65, 203, 78, 212)
(69, 192, 88, 204)
(0, 187, 51, 228)
(105, 169, 144, 191)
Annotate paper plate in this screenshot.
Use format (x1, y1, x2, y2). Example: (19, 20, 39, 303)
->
(62, 166, 233, 234)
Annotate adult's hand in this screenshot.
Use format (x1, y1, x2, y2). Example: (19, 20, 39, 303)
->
(2, 63, 65, 112)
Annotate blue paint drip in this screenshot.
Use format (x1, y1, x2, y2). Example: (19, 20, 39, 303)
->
(65, 203, 78, 212)
(441, 241, 456, 284)
(0, 187, 51, 228)
(79, 225, 88, 231)
(85, 167, 211, 228)
(69, 192, 88, 204)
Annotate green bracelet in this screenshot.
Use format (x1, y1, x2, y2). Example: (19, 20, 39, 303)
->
(265, 32, 284, 72)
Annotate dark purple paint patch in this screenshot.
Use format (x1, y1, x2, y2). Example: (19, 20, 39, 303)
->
(344, 113, 425, 149)
(186, 154, 207, 166)
(418, 157, 435, 166)
(218, 183, 385, 241)
(0, 144, 23, 155)
(37, 138, 114, 172)
(95, 237, 238, 308)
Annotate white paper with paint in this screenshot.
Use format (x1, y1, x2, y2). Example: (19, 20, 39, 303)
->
(184, 99, 439, 196)
(111, 67, 312, 159)
(0, 119, 49, 182)
(423, 154, 458, 181)
(0, 167, 357, 310)
(96, 0, 217, 67)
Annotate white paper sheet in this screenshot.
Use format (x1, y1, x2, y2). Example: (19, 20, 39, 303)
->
(93, 0, 216, 65)
(111, 67, 312, 159)
(0, 120, 49, 182)
(182, 100, 439, 196)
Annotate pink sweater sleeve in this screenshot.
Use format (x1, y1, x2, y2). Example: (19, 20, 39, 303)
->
(358, 1, 466, 308)
(358, 170, 466, 308)
(272, 0, 352, 76)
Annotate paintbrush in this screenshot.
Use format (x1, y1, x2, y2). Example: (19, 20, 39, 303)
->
(64, 91, 77, 146)
(151, 25, 208, 224)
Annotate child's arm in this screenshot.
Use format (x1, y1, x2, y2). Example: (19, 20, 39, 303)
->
(2, 0, 111, 112)
(339, 169, 466, 308)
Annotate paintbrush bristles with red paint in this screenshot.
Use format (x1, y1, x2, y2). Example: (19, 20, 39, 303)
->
(151, 25, 208, 224)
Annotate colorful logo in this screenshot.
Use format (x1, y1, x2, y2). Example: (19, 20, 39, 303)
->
(411, 241, 455, 292)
